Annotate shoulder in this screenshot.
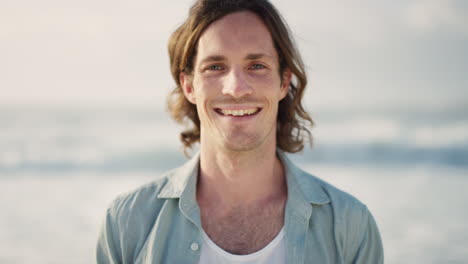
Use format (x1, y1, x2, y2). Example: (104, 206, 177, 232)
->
(295, 166, 381, 257)
(103, 166, 187, 241)
(97, 169, 182, 263)
(105, 153, 199, 225)
(295, 166, 366, 207)
(294, 166, 371, 225)
(106, 169, 176, 220)
(281, 152, 367, 214)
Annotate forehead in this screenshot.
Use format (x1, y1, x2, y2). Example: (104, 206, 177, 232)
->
(196, 11, 277, 61)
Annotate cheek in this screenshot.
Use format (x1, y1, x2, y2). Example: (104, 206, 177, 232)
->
(192, 91, 213, 121)
(194, 76, 220, 96)
(253, 75, 284, 98)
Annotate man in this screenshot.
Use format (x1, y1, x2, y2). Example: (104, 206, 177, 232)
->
(96, 0, 384, 263)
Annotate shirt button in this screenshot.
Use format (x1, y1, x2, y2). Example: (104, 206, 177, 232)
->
(191, 242, 199, 251)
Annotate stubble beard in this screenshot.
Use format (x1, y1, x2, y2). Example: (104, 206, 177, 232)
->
(216, 120, 277, 153)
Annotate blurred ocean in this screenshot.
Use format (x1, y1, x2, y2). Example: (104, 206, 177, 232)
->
(0, 105, 467, 263)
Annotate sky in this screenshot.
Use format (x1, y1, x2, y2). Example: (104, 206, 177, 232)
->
(1, 0, 467, 111)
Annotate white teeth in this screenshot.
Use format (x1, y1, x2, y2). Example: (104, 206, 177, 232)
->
(220, 108, 258, 116)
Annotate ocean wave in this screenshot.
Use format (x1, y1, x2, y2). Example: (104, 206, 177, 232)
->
(0, 143, 466, 173)
(0, 106, 467, 172)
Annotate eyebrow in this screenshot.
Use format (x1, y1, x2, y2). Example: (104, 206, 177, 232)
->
(199, 55, 226, 65)
(245, 53, 274, 60)
(198, 53, 274, 65)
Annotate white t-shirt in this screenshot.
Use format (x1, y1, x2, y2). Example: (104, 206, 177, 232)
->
(198, 228, 286, 264)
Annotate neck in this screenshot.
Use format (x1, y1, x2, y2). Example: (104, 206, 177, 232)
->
(197, 142, 286, 208)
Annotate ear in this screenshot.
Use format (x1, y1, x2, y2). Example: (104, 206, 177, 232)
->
(180, 72, 196, 104)
(279, 68, 291, 100)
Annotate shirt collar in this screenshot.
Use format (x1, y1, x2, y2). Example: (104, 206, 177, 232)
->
(157, 150, 330, 205)
(278, 151, 330, 205)
(157, 152, 200, 199)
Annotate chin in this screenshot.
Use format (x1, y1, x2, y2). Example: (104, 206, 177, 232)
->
(223, 143, 258, 152)
(221, 135, 265, 152)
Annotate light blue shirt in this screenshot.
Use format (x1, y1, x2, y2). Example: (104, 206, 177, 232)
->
(96, 152, 384, 263)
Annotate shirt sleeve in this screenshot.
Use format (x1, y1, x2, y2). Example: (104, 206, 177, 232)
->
(96, 207, 122, 264)
(351, 208, 384, 264)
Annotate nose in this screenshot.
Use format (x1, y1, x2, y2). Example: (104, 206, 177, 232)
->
(222, 67, 253, 98)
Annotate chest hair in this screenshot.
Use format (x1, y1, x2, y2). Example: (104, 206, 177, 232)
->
(200, 198, 286, 255)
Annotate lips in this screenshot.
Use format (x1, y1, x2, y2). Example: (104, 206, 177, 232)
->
(215, 107, 261, 117)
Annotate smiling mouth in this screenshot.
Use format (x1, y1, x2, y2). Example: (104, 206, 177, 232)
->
(215, 107, 262, 117)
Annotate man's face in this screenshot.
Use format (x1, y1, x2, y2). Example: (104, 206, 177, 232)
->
(181, 11, 290, 152)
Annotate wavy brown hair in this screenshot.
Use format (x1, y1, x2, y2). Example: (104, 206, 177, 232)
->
(167, 0, 313, 154)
